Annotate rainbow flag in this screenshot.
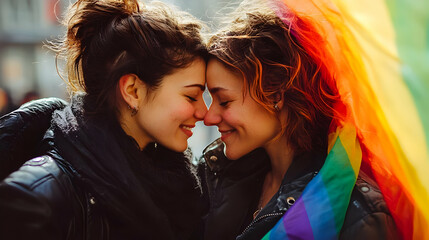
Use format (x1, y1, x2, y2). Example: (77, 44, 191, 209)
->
(262, 124, 361, 239)
(263, 0, 429, 239)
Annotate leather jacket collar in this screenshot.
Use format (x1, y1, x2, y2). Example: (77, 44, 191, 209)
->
(202, 138, 271, 179)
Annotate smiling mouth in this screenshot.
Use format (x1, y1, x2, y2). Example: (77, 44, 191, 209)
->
(181, 126, 193, 131)
(180, 125, 194, 137)
(219, 129, 235, 141)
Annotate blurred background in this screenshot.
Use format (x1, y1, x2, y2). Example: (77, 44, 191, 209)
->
(0, 0, 240, 159)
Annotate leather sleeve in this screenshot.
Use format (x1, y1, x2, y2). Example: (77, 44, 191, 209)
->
(340, 171, 401, 240)
(0, 98, 67, 180)
(0, 156, 76, 240)
(0, 179, 58, 239)
(339, 212, 400, 240)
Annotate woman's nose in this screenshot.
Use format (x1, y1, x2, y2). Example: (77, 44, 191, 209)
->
(194, 100, 208, 120)
(204, 106, 222, 126)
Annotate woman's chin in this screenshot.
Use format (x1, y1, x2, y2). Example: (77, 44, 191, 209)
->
(173, 145, 187, 153)
(162, 141, 187, 153)
(224, 147, 244, 160)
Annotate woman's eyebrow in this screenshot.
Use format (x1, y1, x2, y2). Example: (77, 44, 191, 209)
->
(185, 84, 205, 91)
(208, 87, 227, 94)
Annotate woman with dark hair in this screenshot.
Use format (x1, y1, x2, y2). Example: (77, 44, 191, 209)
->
(0, 0, 207, 239)
(200, 0, 398, 239)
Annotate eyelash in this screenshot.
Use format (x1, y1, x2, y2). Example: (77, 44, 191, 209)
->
(186, 96, 197, 102)
(220, 101, 230, 107)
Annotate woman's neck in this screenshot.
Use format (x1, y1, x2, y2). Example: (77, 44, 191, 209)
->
(119, 114, 150, 151)
(257, 137, 294, 209)
(264, 137, 294, 185)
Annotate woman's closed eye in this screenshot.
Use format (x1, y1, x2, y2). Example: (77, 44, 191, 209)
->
(220, 101, 231, 107)
(186, 95, 197, 102)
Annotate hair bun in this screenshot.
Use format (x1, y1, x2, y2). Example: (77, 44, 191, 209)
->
(58, 0, 142, 91)
(122, 0, 141, 14)
(65, 0, 142, 45)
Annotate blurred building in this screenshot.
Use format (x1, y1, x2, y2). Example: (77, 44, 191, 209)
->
(0, 0, 68, 106)
(0, 0, 240, 158)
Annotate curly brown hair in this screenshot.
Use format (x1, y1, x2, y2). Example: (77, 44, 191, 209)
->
(208, 0, 341, 153)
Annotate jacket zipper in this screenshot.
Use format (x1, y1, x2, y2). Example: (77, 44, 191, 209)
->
(240, 212, 285, 236)
(241, 172, 319, 237)
(71, 188, 87, 240)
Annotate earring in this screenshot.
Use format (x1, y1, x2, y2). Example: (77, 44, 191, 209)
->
(128, 105, 138, 116)
(274, 104, 280, 111)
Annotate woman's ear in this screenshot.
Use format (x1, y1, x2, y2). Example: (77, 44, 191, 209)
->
(118, 74, 146, 108)
(275, 100, 284, 111)
(273, 92, 285, 111)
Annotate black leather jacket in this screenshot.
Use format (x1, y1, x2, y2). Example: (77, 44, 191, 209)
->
(0, 98, 204, 240)
(0, 155, 100, 239)
(0, 99, 101, 239)
(201, 139, 400, 240)
(0, 98, 68, 180)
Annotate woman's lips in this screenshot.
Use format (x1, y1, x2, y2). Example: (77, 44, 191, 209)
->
(219, 129, 235, 141)
(180, 125, 194, 137)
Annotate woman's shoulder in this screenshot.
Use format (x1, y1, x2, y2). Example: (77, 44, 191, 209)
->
(340, 171, 400, 239)
(1, 155, 72, 194)
(0, 155, 78, 213)
(0, 155, 79, 239)
(0, 97, 67, 179)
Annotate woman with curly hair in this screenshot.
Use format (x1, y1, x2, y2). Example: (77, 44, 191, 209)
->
(201, 0, 398, 239)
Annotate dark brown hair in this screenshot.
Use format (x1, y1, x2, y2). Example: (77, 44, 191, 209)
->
(52, 0, 206, 115)
(208, 0, 341, 153)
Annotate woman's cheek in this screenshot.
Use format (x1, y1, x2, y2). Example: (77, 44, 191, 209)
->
(170, 102, 195, 120)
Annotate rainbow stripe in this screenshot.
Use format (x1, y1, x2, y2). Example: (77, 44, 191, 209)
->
(265, 0, 429, 239)
(262, 124, 361, 240)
